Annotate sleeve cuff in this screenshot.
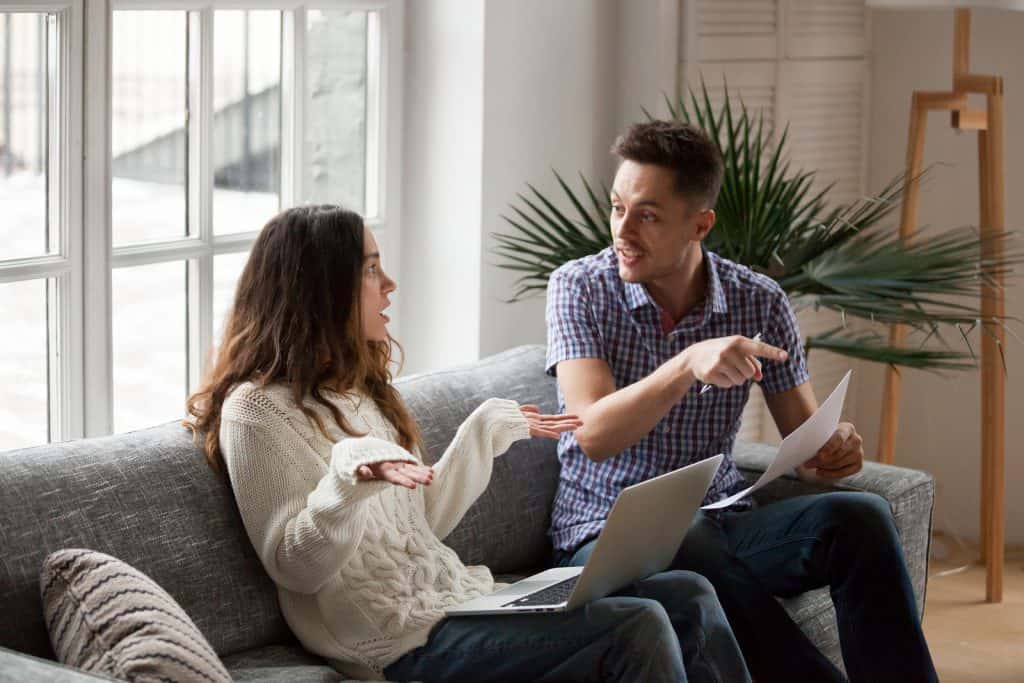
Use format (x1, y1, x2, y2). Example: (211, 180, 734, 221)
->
(472, 398, 532, 457)
(330, 436, 420, 485)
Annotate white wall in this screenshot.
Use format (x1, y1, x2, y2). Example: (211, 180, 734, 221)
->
(860, 8, 1024, 544)
(402, 0, 681, 373)
(477, 0, 619, 358)
(399, 0, 485, 374)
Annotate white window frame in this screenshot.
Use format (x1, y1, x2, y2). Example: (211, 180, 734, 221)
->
(0, 1, 85, 444)
(2, 0, 402, 445)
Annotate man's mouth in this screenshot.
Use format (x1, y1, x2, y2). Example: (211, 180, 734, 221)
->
(617, 245, 644, 265)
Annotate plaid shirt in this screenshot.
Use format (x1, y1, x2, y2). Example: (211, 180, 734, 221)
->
(545, 246, 809, 554)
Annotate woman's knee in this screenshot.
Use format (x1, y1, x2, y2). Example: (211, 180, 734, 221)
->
(594, 597, 674, 644)
(650, 569, 717, 602)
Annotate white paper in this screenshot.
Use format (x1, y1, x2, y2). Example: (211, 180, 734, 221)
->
(702, 370, 852, 510)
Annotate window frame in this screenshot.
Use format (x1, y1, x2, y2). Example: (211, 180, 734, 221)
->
(1, 0, 402, 445)
(0, 1, 85, 445)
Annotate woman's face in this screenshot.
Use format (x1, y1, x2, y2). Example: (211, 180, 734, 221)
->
(360, 227, 397, 342)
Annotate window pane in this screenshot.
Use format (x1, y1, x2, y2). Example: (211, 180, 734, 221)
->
(304, 10, 368, 213)
(112, 261, 187, 433)
(0, 13, 54, 261)
(112, 11, 188, 246)
(212, 250, 250, 352)
(0, 279, 49, 449)
(214, 11, 281, 235)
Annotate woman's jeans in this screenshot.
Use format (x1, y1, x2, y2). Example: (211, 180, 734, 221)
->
(384, 569, 751, 683)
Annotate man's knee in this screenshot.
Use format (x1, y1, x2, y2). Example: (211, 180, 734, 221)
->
(824, 492, 894, 527)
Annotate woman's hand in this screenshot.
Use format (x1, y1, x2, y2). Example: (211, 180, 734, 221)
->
(355, 461, 435, 489)
(519, 405, 583, 440)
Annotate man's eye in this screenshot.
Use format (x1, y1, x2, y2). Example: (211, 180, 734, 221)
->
(611, 205, 624, 215)
(641, 212, 657, 222)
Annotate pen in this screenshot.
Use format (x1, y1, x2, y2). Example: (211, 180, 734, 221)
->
(699, 332, 763, 395)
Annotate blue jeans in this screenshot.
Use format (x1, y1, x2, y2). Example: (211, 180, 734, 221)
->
(384, 570, 751, 683)
(559, 492, 938, 683)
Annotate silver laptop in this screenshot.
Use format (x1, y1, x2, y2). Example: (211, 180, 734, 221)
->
(446, 453, 723, 616)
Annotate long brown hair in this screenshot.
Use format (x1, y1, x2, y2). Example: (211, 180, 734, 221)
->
(185, 205, 422, 476)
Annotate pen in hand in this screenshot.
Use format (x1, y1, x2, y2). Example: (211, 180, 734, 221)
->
(699, 332, 764, 395)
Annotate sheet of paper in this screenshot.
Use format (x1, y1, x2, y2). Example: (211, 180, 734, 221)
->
(702, 370, 852, 510)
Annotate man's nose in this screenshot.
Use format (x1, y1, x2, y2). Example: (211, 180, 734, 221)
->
(615, 212, 637, 239)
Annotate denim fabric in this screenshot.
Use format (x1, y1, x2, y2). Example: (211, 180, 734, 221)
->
(384, 570, 751, 683)
(559, 492, 937, 683)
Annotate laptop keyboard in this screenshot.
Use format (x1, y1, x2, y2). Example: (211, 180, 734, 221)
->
(502, 576, 580, 608)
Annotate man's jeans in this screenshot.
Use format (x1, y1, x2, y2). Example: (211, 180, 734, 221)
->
(384, 570, 751, 683)
(558, 491, 938, 683)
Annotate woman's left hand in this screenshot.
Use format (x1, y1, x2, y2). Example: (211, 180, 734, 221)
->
(519, 405, 583, 440)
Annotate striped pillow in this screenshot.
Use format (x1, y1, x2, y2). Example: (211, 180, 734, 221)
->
(40, 548, 231, 683)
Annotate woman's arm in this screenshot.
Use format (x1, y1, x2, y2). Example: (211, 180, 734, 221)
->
(221, 416, 418, 595)
(421, 398, 531, 540)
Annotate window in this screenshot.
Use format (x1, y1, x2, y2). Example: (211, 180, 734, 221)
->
(0, 6, 82, 450)
(0, 0, 402, 449)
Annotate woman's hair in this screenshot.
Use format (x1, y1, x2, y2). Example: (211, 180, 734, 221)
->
(185, 204, 422, 477)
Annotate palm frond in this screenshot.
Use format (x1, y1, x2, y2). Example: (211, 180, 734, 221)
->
(491, 76, 1023, 371)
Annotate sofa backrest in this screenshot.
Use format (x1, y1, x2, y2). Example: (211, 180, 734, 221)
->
(0, 344, 560, 660)
(395, 345, 561, 573)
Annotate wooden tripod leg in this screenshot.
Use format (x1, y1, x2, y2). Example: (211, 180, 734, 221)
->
(978, 129, 991, 566)
(982, 89, 1005, 603)
(878, 93, 928, 464)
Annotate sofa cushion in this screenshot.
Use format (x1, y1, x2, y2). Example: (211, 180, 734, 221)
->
(220, 645, 351, 682)
(41, 548, 231, 683)
(396, 345, 562, 574)
(0, 423, 292, 660)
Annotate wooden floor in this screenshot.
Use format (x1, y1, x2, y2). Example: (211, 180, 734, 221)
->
(922, 534, 1024, 682)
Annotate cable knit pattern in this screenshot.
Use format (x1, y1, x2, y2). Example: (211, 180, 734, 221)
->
(219, 383, 531, 679)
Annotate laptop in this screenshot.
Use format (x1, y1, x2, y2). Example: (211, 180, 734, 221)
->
(446, 453, 723, 616)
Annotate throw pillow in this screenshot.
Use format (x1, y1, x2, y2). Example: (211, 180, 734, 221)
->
(40, 548, 231, 683)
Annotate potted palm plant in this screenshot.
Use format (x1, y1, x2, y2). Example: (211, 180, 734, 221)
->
(493, 81, 1021, 371)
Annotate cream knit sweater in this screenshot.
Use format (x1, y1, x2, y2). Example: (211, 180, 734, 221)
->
(219, 382, 531, 680)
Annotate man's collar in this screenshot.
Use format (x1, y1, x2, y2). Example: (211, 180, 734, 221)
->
(705, 249, 728, 315)
(623, 247, 729, 318)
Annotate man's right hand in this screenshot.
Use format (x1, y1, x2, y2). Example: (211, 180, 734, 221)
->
(681, 335, 788, 390)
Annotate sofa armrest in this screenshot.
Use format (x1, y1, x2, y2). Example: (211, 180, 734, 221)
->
(732, 439, 935, 618)
(0, 646, 120, 682)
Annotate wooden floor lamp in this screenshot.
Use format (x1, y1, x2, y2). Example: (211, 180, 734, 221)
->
(866, 0, 1017, 603)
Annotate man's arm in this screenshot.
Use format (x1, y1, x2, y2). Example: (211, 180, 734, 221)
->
(557, 356, 693, 462)
(764, 382, 864, 481)
(559, 336, 788, 462)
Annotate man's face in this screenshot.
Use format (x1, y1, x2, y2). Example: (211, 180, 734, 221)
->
(609, 160, 714, 283)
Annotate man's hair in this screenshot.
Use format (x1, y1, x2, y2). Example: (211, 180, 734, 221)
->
(611, 120, 724, 210)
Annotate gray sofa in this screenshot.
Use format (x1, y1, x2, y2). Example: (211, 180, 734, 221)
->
(0, 345, 935, 682)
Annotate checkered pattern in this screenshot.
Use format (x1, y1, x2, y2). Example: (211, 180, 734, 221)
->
(545, 246, 810, 553)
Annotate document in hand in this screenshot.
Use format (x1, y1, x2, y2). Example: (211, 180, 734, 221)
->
(702, 370, 852, 510)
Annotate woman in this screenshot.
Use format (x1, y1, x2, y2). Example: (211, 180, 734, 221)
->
(186, 205, 749, 682)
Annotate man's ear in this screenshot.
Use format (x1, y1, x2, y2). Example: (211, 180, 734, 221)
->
(694, 208, 716, 241)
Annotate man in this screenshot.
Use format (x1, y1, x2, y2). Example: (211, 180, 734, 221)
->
(545, 120, 937, 682)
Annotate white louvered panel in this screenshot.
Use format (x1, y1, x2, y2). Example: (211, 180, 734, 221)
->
(680, 61, 777, 136)
(739, 384, 773, 444)
(779, 60, 867, 207)
(680, 0, 869, 446)
(785, 0, 866, 59)
(696, 0, 778, 61)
